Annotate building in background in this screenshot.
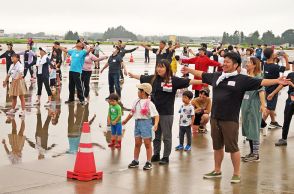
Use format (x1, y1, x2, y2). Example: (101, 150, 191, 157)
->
(0, 30, 4, 37)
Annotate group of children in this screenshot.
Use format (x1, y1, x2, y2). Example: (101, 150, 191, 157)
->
(106, 82, 211, 170)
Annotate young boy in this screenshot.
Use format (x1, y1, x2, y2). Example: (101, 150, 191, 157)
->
(175, 90, 195, 151)
(122, 83, 159, 170)
(107, 93, 123, 149)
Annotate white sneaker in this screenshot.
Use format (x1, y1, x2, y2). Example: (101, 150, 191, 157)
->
(34, 100, 40, 105)
(19, 110, 25, 117)
(6, 109, 16, 115)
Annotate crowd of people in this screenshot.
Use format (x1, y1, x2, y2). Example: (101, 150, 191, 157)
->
(0, 39, 293, 184)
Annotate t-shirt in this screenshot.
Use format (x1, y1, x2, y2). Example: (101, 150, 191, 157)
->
(286, 72, 294, 96)
(202, 72, 263, 122)
(255, 48, 262, 59)
(179, 104, 195, 126)
(131, 99, 159, 119)
(152, 48, 172, 64)
(263, 63, 286, 93)
(108, 104, 122, 123)
(8, 62, 24, 79)
(50, 69, 56, 79)
(37, 55, 48, 75)
(108, 54, 123, 74)
(140, 75, 190, 115)
(68, 49, 87, 73)
(83, 53, 98, 71)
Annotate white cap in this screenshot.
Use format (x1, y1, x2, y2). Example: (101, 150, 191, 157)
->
(39, 47, 47, 53)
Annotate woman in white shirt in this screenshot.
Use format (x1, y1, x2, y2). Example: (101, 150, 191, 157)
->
(3, 54, 27, 116)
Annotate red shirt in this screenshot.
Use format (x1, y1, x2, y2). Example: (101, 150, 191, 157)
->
(182, 55, 220, 90)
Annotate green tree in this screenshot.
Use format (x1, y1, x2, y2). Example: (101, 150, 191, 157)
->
(261, 30, 275, 45)
(281, 29, 294, 45)
(103, 26, 137, 41)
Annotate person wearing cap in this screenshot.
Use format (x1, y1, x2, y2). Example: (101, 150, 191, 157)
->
(34, 47, 52, 107)
(179, 47, 221, 97)
(122, 83, 159, 170)
(182, 52, 291, 183)
(191, 88, 211, 133)
(0, 42, 15, 73)
(54, 40, 90, 105)
(128, 59, 202, 165)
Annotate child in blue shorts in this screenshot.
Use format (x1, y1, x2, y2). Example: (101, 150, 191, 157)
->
(122, 83, 159, 170)
(107, 93, 123, 149)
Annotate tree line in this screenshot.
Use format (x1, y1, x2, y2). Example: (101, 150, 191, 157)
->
(222, 29, 294, 46)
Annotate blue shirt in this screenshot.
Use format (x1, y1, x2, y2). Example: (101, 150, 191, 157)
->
(68, 49, 87, 73)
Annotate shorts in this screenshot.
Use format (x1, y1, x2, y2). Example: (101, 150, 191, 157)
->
(134, 119, 152, 139)
(194, 112, 204, 125)
(210, 118, 239, 153)
(111, 123, 122, 136)
(50, 78, 56, 87)
(266, 92, 278, 111)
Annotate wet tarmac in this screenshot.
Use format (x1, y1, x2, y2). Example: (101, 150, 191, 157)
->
(0, 45, 293, 194)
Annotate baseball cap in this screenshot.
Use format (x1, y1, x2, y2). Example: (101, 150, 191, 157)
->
(39, 47, 47, 53)
(136, 83, 152, 95)
(200, 88, 210, 97)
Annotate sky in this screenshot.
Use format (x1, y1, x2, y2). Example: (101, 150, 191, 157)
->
(0, 0, 293, 37)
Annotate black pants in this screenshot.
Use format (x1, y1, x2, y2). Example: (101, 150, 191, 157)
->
(24, 63, 34, 78)
(145, 54, 150, 63)
(68, 71, 84, 102)
(81, 70, 92, 98)
(194, 90, 200, 98)
(282, 99, 294, 140)
(6, 63, 11, 74)
(108, 73, 121, 97)
(179, 126, 192, 146)
(37, 74, 52, 96)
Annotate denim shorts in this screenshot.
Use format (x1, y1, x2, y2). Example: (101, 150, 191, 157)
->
(266, 93, 278, 111)
(111, 123, 122, 136)
(134, 119, 152, 139)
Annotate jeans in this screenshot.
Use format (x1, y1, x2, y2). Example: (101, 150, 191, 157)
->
(179, 126, 192, 146)
(108, 73, 121, 97)
(81, 70, 92, 98)
(24, 63, 34, 78)
(282, 99, 294, 140)
(68, 71, 84, 102)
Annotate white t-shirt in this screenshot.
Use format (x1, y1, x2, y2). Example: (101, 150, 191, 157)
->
(37, 55, 48, 75)
(131, 99, 159, 120)
(179, 104, 195, 126)
(8, 62, 24, 79)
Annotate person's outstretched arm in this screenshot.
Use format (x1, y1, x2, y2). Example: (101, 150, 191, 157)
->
(140, 44, 152, 51)
(261, 77, 291, 87)
(181, 66, 204, 78)
(100, 63, 109, 74)
(128, 72, 141, 80)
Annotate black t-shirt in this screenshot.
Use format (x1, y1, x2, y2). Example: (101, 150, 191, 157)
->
(108, 54, 123, 74)
(264, 63, 286, 93)
(140, 75, 190, 115)
(152, 48, 172, 64)
(286, 72, 294, 96)
(202, 72, 263, 122)
(53, 48, 63, 63)
(0, 50, 15, 65)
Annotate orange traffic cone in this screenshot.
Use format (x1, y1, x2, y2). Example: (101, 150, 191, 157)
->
(67, 122, 103, 181)
(129, 54, 134, 63)
(1, 58, 6, 64)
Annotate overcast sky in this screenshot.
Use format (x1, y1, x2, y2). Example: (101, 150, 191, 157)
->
(1, 0, 293, 37)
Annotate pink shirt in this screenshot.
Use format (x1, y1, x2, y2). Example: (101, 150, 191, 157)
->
(82, 53, 108, 71)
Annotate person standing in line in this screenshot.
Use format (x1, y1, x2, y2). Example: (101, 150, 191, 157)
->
(241, 57, 266, 162)
(54, 40, 89, 105)
(261, 48, 290, 130)
(0, 42, 15, 74)
(17, 44, 37, 80)
(182, 52, 291, 183)
(128, 59, 202, 165)
(3, 54, 27, 116)
(94, 41, 105, 69)
(34, 47, 52, 107)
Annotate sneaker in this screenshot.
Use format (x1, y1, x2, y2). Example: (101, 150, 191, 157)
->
(241, 153, 253, 159)
(261, 119, 267, 128)
(203, 171, 222, 179)
(175, 144, 184, 151)
(65, 100, 74, 104)
(34, 100, 40, 105)
(128, 160, 139, 168)
(19, 110, 25, 117)
(143, 162, 153, 170)
(151, 154, 160, 162)
(269, 121, 282, 129)
(242, 154, 260, 162)
(79, 101, 87, 106)
(231, 175, 241, 183)
(159, 157, 169, 165)
(6, 109, 16, 115)
(275, 139, 287, 146)
(184, 145, 191, 151)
